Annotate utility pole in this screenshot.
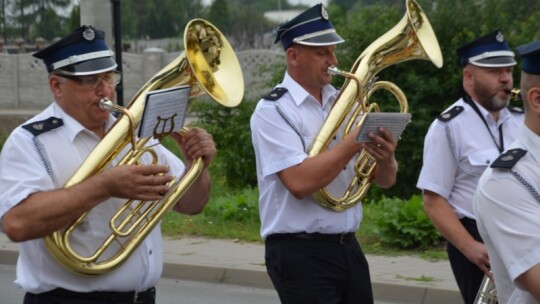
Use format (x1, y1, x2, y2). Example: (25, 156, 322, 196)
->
(1, 0, 6, 42)
(80, 0, 113, 47)
(19, 0, 23, 39)
(111, 0, 123, 106)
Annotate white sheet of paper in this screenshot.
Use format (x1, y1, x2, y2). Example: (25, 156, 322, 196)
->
(355, 112, 412, 143)
(137, 85, 191, 139)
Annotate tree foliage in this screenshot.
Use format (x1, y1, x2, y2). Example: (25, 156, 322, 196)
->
(3, 0, 71, 40)
(0, 0, 305, 47)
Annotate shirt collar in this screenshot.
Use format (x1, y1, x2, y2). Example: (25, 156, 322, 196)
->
(520, 126, 540, 165)
(468, 97, 511, 125)
(283, 71, 339, 107)
(52, 102, 116, 142)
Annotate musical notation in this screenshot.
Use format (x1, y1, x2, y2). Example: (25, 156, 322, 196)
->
(355, 112, 412, 143)
(138, 85, 191, 139)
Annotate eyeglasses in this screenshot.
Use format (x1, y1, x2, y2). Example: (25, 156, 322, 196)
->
(56, 71, 122, 89)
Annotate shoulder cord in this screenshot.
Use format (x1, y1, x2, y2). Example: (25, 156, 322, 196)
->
(445, 124, 460, 164)
(463, 95, 504, 153)
(510, 170, 540, 203)
(33, 137, 55, 181)
(275, 103, 306, 152)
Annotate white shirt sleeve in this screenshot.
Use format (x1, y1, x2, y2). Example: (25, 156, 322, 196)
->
(251, 101, 307, 178)
(417, 121, 458, 199)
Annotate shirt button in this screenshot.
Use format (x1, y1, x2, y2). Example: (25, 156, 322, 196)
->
(149, 249, 152, 255)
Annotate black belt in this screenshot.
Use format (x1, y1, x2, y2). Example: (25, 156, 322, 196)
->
(42, 287, 156, 303)
(267, 232, 355, 244)
(460, 217, 476, 226)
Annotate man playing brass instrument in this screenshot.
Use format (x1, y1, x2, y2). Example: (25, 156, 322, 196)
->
(475, 40, 540, 304)
(0, 25, 216, 303)
(250, 4, 398, 303)
(417, 30, 524, 304)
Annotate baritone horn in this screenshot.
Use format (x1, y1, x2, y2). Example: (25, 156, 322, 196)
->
(474, 275, 497, 304)
(44, 19, 244, 275)
(309, 0, 443, 211)
(474, 88, 518, 304)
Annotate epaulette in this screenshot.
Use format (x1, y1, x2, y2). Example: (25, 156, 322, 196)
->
(437, 106, 464, 122)
(507, 105, 524, 114)
(22, 117, 63, 136)
(262, 87, 288, 101)
(490, 148, 527, 169)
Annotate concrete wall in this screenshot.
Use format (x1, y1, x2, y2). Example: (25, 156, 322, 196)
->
(0, 49, 284, 134)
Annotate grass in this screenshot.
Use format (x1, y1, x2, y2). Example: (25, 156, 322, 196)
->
(395, 274, 440, 283)
(160, 183, 448, 261)
(161, 210, 448, 261)
(162, 211, 262, 242)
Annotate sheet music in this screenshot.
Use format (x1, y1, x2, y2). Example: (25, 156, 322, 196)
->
(137, 85, 192, 139)
(356, 112, 412, 143)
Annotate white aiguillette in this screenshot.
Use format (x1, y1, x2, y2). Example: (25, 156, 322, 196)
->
(138, 85, 192, 139)
(355, 112, 412, 143)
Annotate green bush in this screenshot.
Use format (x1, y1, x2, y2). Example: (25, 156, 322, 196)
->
(362, 195, 443, 249)
(190, 99, 258, 189)
(0, 135, 6, 150)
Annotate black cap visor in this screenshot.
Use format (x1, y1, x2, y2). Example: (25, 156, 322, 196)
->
(55, 57, 117, 76)
(294, 32, 345, 47)
(470, 56, 517, 68)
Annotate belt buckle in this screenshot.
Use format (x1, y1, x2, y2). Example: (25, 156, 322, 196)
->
(339, 233, 347, 244)
(133, 291, 144, 304)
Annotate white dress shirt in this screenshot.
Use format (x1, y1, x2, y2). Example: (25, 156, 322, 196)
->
(0, 102, 185, 293)
(474, 126, 540, 304)
(250, 72, 362, 239)
(417, 97, 523, 219)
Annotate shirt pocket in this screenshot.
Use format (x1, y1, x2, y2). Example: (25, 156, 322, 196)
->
(462, 149, 499, 177)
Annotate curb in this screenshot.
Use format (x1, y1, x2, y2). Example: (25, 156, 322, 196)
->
(163, 261, 462, 304)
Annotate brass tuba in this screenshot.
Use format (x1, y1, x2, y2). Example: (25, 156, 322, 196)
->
(44, 19, 244, 275)
(309, 0, 443, 211)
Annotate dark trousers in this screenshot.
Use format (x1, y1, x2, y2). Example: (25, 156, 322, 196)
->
(447, 218, 485, 304)
(265, 233, 373, 304)
(23, 287, 156, 304)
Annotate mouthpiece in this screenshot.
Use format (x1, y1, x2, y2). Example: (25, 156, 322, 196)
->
(327, 66, 340, 76)
(99, 97, 114, 111)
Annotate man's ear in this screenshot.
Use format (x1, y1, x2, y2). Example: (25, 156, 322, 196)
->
(527, 86, 540, 113)
(49, 75, 62, 98)
(286, 46, 299, 65)
(462, 66, 474, 89)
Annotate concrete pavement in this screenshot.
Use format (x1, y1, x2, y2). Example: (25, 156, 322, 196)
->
(0, 234, 462, 304)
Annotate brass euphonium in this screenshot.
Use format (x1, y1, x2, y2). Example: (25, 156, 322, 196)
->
(309, 0, 443, 211)
(474, 275, 498, 304)
(510, 88, 521, 101)
(473, 88, 520, 303)
(44, 19, 244, 275)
